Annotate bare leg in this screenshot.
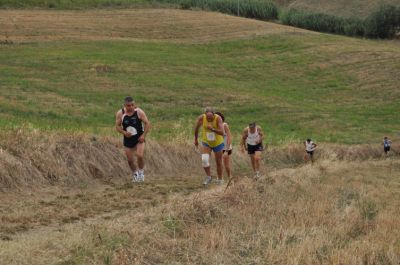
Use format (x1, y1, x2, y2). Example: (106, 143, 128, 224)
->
(136, 142, 145, 170)
(254, 151, 262, 172)
(124, 147, 136, 173)
(250, 154, 256, 172)
(223, 152, 231, 178)
(201, 145, 212, 177)
(214, 150, 223, 180)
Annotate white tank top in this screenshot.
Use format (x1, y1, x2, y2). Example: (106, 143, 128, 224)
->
(305, 141, 315, 152)
(246, 128, 260, 146)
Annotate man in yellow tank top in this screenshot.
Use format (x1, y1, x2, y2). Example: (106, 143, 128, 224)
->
(194, 107, 225, 185)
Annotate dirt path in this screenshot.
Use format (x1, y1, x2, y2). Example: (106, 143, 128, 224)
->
(0, 175, 201, 241)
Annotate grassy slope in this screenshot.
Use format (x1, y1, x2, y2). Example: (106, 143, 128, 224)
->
(1, 15, 399, 144)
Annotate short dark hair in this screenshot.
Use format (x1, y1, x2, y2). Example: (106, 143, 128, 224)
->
(124, 96, 134, 104)
(215, 112, 225, 122)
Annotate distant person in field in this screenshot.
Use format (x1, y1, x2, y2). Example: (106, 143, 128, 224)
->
(304, 138, 317, 163)
(194, 107, 225, 186)
(383, 136, 392, 155)
(216, 112, 232, 180)
(241, 122, 264, 180)
(115, 97, 151, 183)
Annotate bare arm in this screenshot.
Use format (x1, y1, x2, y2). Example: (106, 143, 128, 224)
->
(115, 110, 128, 136)
(224, 123, 232, 147)
(194, 115, 203, 146)
(137, 108, 151, 141)
(213, 116, 224, 136)
(257, 126, 264, 143)
(240, 128, 248, 151)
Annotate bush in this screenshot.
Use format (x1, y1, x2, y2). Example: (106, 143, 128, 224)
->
(279, 8, 365, 37)
(364, 5, 400, 38)
(280, 4, 400, 39)
(177, 0, 278, 21)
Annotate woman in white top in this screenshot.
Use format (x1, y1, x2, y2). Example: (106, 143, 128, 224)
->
(216, 112, 232, 181)
(241, 122, 264, 180)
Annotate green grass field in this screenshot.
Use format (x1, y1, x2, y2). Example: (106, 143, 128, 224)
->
(0, 10, 399, 144)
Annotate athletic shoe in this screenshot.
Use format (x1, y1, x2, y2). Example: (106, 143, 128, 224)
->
(138, 170, 145, 182)
(132, 172, 140, 183)
(203, 176, 212, 186)
(216, 179, 224, 185)
(254, 172, 260, 180)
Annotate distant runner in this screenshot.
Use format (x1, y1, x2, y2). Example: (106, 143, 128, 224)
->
(115, 97, 151, 182)
(194, 107, 225, 186)
(216, 112, 232, 180)
(304, 138, 317, 163)
(383, 136, 392, 155)
(241, 122, 264, 180)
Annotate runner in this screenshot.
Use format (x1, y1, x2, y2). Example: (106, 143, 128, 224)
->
(115, 97, 151, 182)
(216, 112, 232, 180)
(241, 122, 264, 180)
(383, 136, 392, 155)
(304, 138, 317, 163)
(194, 107, 225, 186)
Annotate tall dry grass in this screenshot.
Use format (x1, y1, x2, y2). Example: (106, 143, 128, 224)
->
(1, 157, 399, 264)
(0, 129, 204, 191)
(0, 129, 398, 190)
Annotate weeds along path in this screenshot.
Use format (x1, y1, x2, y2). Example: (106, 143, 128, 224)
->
(0, 9, 309, 44)
(1, 158, 400, 264)
(0, 176, 203, 240)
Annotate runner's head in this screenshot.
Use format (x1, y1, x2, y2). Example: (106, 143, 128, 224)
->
(204, 107, 215, 122)
(124, 96, 135, 112)
(249, 122, 256, 133)
(215, 112, 225, 122)
(384, 136, 388, 140)
(306, 138, 311, 143)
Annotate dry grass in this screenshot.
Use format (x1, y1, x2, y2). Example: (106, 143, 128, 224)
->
(1, 132, 399, 264)
(0, 9, 309, 44)
(0, 129, 204, 190)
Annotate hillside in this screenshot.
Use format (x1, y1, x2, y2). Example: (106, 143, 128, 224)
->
(0, 9, 399, 144)
(0, 8, 400, 265)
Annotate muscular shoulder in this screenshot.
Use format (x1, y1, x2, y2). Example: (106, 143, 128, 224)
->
(135, 108, 146, 118)
(116, 109, 123, 118)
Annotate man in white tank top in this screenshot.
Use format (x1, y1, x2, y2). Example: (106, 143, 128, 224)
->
(240, 122, 264, 180)
(304, 138, 317, 163)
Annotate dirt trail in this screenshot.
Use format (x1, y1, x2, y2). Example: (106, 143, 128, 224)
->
(0, 174, 202, 240)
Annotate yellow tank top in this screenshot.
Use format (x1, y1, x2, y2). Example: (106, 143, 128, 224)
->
(201, 114, 224, 147)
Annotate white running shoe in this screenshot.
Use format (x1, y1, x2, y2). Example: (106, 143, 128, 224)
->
(203, 176, 212, 186)
(254, 172, 260, 180)
(217, 179, 224, 185)
(132, 171, 139, 183)
(138, 170, 145, 182)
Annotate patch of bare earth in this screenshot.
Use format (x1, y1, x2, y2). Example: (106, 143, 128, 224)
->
(0, 9, 309, 44)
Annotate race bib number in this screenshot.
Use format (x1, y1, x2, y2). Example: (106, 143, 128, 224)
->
(126, 126, 137, 136)
(206, 132, 216, 141)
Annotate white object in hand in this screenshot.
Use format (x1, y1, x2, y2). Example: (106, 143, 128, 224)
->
(126, 126, 137, 136)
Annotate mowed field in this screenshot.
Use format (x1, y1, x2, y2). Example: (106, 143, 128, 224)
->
(0, 8, 400, 265)
(0, 9, 399, 143)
